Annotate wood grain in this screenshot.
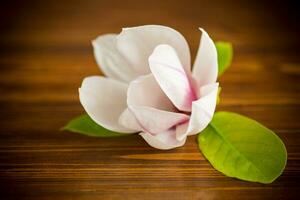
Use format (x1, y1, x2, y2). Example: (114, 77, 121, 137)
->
(0, 0, 299, 199)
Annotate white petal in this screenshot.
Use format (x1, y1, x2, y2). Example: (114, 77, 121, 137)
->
(149, 44, 197, 112)
(192, 28, 218, 87)
(176, 122, 189, 140)
(129, 106, 189, 134)
(79, 76, 135, 133)
(180, 82, 219, 140)
(118, 108, 141, 131)
(140, 129, 186, 150)
(92, 34, 138, 82)
(116, 25, 191, 76)
(127, 74, 175, 111)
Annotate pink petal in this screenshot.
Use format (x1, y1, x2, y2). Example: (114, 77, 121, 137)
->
(127, 74, 175, 111)
(116, 25, 191, 76)
(92, 34, 138, 82)
(140, 129, 186, 150)
(192, 28, 218, 87)
(79, 76, 135, 133)
(149, 44, 197, 112)
(128, 106, 189, 134)
(178, 83, 219, 140)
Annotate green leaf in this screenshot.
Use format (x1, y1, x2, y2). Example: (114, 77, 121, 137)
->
(198, 112, 287, 184)
(215, 41, 233, 76)
(61, 114, 126, 137)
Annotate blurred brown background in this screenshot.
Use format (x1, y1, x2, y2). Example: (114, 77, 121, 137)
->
(0, 0, 299, 199)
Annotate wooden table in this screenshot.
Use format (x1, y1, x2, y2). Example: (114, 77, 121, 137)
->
(0, 0, 299, 199)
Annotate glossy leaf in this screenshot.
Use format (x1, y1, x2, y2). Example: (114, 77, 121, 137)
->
(198, 112, 287, 184)
(62, 114, 127, 137)
(215, 41, 233, 76)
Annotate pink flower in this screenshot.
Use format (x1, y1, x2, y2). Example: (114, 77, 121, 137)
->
(79, 25, 218, 149)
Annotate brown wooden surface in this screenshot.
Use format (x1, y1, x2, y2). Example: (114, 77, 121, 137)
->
(0, 0, 299, 199)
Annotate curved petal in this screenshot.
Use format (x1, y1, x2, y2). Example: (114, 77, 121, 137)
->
(177, 82, 219, 140)
(129, 106, 189, 134)
(192, 28, 218, 87)
(92, 34, 138, 82)
(149, 44, 197, 112)
(127, 74, 175, 111)
(140, 129, 186, 150)
(176, 122, 189, 140)
(116, 25, 191, 76)
(79, 76, 135, 133)
(118, 108, 141, 132)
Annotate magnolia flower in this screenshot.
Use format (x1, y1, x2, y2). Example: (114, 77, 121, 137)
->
(79, 25, 218, 150)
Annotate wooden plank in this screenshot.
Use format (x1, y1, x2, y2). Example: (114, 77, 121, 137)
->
(0, 0, 299, 199)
